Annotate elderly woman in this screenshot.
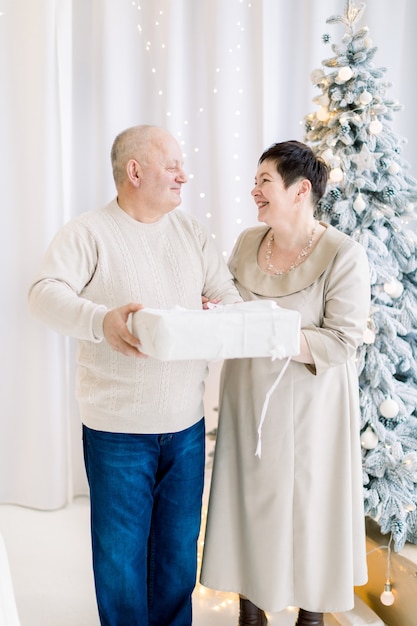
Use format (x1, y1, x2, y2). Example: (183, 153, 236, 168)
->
(200, 141, 370, 626)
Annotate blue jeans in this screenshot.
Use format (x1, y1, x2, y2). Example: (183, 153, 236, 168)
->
(82, 418, 205, 626)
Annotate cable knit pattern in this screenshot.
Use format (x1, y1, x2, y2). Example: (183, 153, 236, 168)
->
(28, 198, 240, 434)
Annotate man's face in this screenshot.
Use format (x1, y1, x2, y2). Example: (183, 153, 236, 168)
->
(139, 133, 188, 215)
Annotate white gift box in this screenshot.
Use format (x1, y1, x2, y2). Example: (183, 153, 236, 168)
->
(132, 300, 300, 361)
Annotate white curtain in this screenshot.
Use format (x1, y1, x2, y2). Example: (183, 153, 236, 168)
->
(1, 0, 416, 510)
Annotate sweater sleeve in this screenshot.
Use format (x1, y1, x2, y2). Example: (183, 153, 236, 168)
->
(28, 220, 108, 342)
(302, 240, 370, 375)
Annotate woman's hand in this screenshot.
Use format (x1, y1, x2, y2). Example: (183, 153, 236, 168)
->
(201, 295, 221, 310)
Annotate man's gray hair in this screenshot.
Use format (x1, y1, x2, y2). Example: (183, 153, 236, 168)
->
(110, 125, 159, 187)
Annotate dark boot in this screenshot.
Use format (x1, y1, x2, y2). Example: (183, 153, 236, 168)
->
(238, 596, 268, 625)
(295, 608, 324, 626)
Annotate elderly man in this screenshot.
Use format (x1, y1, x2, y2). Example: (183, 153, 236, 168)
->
(28, 125, 241, 626)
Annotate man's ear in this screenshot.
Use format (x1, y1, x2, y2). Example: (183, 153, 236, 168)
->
(126, 159, 143, 187)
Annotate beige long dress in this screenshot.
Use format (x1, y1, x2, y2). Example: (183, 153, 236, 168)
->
(200, 223, 370, 613)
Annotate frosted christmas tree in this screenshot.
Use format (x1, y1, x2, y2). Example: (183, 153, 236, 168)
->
(304, 0, 417, 551)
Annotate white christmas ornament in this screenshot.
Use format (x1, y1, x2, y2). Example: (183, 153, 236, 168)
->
(321, 148, 334, 163)
(384, 278, 404, 298)
(360, 427, 378, 450)
(311, 69, 325, 84)
(336, 66, 353, 82)
(379, 398, 399, 419)
(363, 328, 375, 344)
(316, 106, 330, 122)
(329, 167, 344, 182)
(388, 162, 400, 175)
(369, 120, 383, 134)
(359, 91, 372, 105)
(318, 93, 330, 106)
(353, 193, 366, 214)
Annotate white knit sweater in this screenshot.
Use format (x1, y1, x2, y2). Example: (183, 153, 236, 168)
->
(28, 199, 240, 434)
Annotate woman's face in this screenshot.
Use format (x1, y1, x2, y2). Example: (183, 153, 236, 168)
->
(251, 159, 298, 224)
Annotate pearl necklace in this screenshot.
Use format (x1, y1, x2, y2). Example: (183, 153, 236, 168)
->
(265, 220, 318, 275)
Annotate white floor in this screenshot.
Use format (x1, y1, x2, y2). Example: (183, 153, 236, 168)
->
(0, 495, 316, 626)
(0, 370, 386, 626)
(0, 363, 322, 626)
(0, 427, 381, 626)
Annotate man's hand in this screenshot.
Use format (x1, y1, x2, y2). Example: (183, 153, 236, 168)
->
(103, 303, 147, 358)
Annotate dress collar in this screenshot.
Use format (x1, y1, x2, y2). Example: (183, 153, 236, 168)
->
(231, 223, 347, 297)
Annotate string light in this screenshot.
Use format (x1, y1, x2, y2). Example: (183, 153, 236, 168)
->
(380, 580, 395, 606)
(132, 0, 256, 256)
(380, 535, 395, 606)
(402, 452, 417, 472)
(367, 535, 395, 607)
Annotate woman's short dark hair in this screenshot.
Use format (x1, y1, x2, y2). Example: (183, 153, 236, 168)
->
(259, 140, 329, 205)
